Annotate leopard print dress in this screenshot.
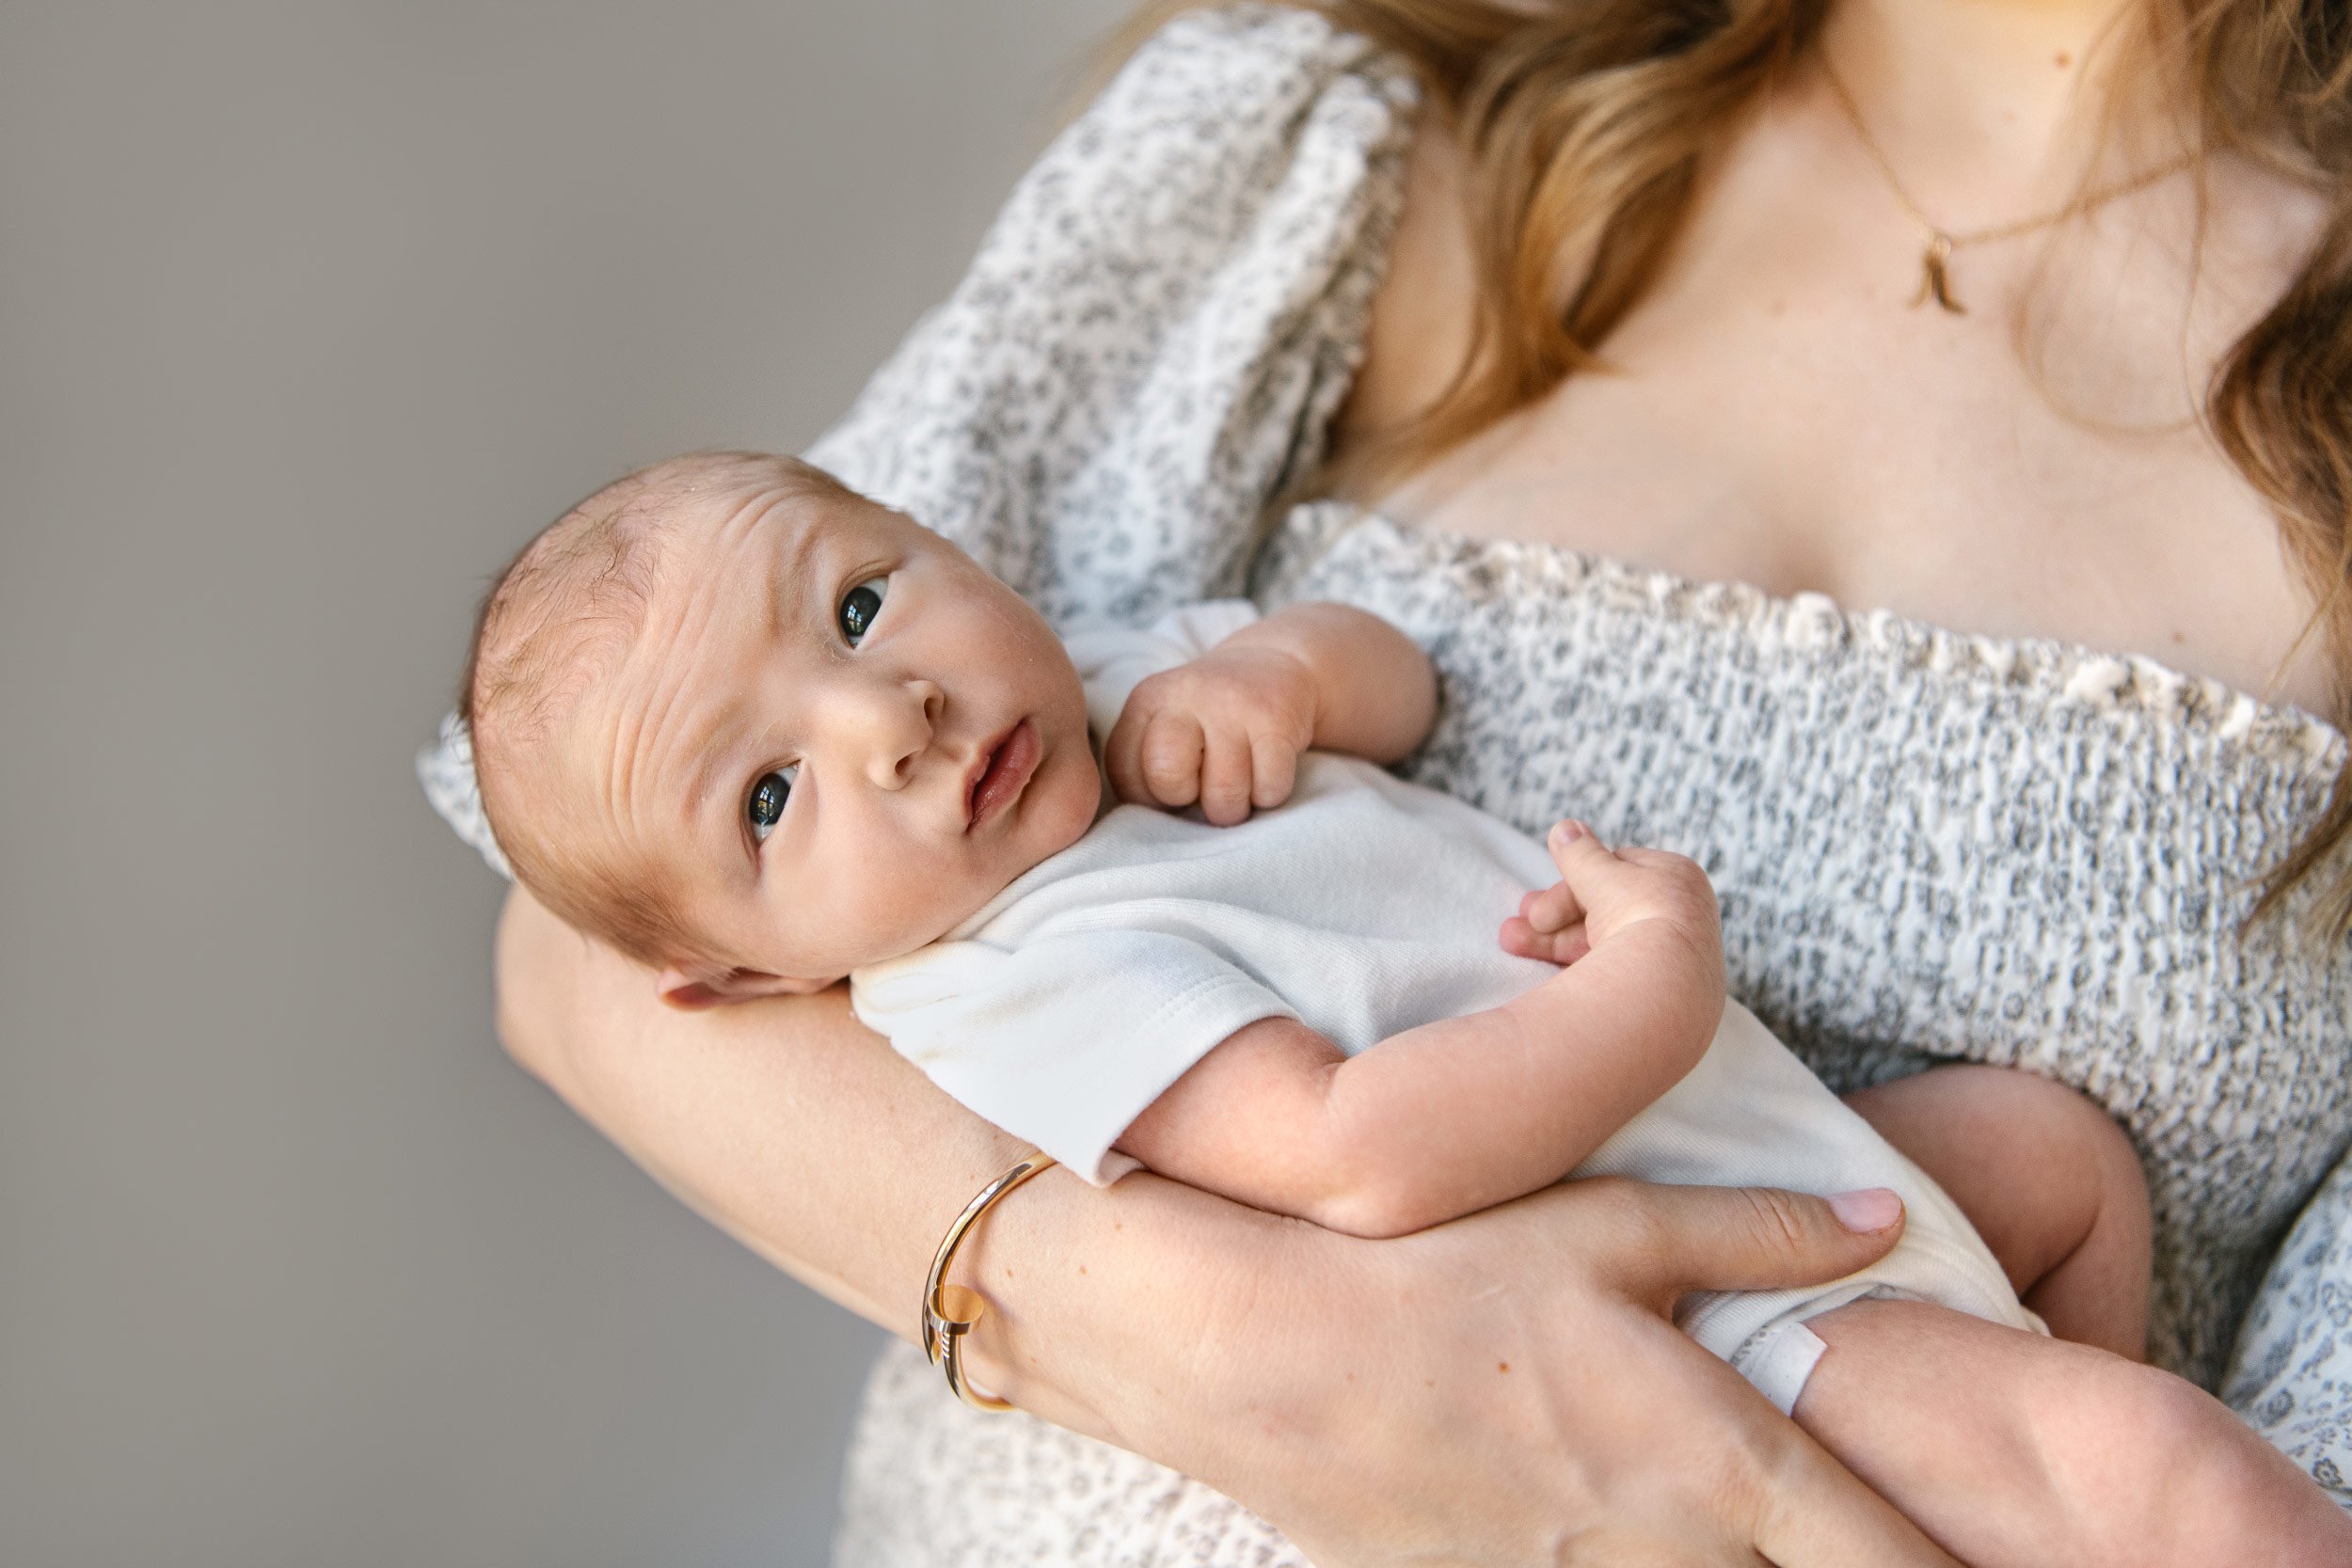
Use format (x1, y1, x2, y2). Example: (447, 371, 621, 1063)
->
(417, 7, 2352, 1559)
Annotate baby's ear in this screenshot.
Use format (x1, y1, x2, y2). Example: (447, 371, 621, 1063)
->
(655, 966, 834, 1010)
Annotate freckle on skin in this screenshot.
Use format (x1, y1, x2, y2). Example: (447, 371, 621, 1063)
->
(1498, 1361, 1510, 1373)
(2056, 51, 2072, 68)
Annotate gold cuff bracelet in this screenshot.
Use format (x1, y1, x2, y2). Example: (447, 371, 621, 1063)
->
(921, 1150, 1057, 1412)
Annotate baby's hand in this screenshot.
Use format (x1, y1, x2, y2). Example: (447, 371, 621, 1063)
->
(1500, 820, 1722, 967)
(1105, 644, 1318, 825)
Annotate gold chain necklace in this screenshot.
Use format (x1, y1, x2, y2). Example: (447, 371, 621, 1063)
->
(1821, 62, 2198, 314)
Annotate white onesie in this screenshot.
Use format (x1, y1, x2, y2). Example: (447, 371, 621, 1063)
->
(851, 602, 2047, 1411)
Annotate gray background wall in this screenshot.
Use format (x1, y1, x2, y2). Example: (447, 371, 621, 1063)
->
(0, 3, 1130, 1562)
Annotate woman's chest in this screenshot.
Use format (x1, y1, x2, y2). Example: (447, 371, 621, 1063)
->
(1342, 118, 2329, 716)
(1384, 299, 2325, 714)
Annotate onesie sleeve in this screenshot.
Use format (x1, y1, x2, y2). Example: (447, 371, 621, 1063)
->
(851, 927, 1296, 1187)
(418, 3, 1418, 878)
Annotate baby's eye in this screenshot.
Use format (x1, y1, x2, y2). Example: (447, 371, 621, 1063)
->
(747, 764, 799, 844)
(837, 576, 888, 647)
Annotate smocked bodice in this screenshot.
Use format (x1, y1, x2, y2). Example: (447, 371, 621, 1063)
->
(1254, 501, 2349, 1385)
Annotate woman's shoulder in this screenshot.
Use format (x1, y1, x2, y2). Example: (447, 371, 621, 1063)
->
(807, 2, 1422, 627)
(1079, 3, 1413, 159)
(930, 0, 1422, 354)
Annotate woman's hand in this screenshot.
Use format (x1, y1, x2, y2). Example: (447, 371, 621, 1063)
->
(1060, 1172, 1957, 1568)
(496, 884, 1954, 1566)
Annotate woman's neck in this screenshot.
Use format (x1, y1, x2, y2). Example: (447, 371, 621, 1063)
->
(1816, 0, 2191, 215)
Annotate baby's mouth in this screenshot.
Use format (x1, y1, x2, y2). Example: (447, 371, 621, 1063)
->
(965, 719, 1040, 832)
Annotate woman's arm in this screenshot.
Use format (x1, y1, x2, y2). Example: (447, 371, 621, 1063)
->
(496, 882, 1960, 1566)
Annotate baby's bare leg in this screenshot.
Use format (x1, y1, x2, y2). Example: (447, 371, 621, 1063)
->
(1843, 1063, 2151, 1356)
(1792, 1296, 2352, 1566)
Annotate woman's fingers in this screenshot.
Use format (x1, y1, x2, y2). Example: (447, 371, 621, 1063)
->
(1576, 1177, 1908, 1313)
(1531, 1179, 1957, 1567)
(1180, 1169, 1956, 1568)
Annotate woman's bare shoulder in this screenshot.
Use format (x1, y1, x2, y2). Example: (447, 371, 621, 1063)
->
(1331, 108, 1478, 463)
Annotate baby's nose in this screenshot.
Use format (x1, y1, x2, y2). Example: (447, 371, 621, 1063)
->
(859, 677, 945, 790)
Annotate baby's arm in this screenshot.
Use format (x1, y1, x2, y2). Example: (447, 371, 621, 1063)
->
(1114, 821, 1725, 1238)
(1103, 602, 1438, 823)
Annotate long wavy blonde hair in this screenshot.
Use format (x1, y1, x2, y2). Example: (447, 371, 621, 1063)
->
(1104, 0, 2352, 932)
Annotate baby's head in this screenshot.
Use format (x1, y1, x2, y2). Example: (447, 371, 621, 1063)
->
(465, 451, 1100, 1006)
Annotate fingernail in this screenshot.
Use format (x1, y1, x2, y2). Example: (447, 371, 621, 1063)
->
(1827, 1189, 1901, 1233)
(1550, 819, 1583, 844)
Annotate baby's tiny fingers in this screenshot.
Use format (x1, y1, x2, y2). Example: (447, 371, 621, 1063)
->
(1547, 818, 1639, 886)
(1499, 914, 1591, 966)
(1249, 734, 1299, 812)
(1103, 704, 1157, 804)
(1197, 721, 1258, 825)
(1549, 817, 1608, 854)
(1498, 914, 1540, 959)
(1140, 713, 1207, 809)
(1520, 879, 1583, 935)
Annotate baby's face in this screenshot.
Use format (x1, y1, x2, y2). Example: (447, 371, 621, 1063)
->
(567, 479, 1100, 1001)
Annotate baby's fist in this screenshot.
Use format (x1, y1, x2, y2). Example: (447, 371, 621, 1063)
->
(1500, 820, 1723, 969)
(1104, 645, 1317, 825)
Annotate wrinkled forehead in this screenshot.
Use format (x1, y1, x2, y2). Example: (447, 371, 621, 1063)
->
(638, 472, 912, 605)
(613, 475, 917, 687)
(551, 481, 901, 895)
(569, 486, 811, 799)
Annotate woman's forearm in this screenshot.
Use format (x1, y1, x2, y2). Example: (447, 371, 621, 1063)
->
(497, 878, 1027, 1324)
(492, 882, 1326, 1451)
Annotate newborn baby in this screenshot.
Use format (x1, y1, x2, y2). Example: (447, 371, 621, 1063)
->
(464, 451, 2350, 1567)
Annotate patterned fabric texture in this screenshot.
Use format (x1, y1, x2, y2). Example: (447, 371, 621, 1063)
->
(415, 4, 2352, 1556)
(1248, 504, 2347, 1397)
(2224, 1150, 2352, 1509)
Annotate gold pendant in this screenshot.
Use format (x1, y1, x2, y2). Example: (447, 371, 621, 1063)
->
(1913, 231, 1964, 314)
